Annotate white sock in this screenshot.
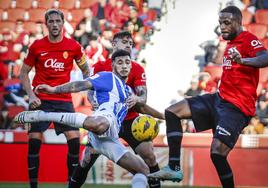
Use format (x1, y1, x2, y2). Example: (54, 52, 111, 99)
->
(39, 112, 87, 128)
(132, 173, 148, 188)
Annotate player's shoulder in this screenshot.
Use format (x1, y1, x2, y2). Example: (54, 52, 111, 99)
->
(131, 60, 145, 71)
(31, 36, 46, 46)
(239, 31, 265, 49)
(64, 36, 82, 47)
(241, 31, 259, 41)
(94, 59, 111, 67)
(28, 36, 47, 50)
(93, 59, 112, 72)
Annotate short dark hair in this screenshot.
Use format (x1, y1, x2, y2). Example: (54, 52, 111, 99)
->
(113, 31, 133, 41)
(220, 6, 242, 22)
(45, 9, 64, 23)
(111, 50, 131, 62)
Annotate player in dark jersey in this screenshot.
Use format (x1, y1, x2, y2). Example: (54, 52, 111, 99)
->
(19, 9, 89, 188)
(148, 6, 268, 188)
(69, 31, 163, 188)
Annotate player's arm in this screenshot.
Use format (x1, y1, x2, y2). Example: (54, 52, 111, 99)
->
(20, 63, 41, 108)
(35, 80, 93, 94)
(126, 85, 147, 109)
(135, 85, 147, 104)
(134, 104, 165, 120)
(241, 51, 268, 68)
(76, 54, 90, 79)
(20, 64, 35, 98)
(229, 47, 268, 68)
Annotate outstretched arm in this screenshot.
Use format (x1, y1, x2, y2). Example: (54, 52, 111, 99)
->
(134, 104, 165, 120)
(241, 51, 268, 68)
(229, 48, 268, 68)
(35, 80, 93, 94)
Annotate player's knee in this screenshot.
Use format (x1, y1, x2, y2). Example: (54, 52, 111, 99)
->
(210, 153, 225, 167)
(166, 99, 190, 118)
(84, 117, 109, 135)
(211, 138, 231, 156)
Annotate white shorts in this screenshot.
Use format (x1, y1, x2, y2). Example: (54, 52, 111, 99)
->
(89, 132, 129, 163)
(92, 106, 119, 139)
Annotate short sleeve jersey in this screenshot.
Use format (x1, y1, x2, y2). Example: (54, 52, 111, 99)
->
(87, 72, 132, 127)
(219, 31, 266, 116)
(24, 36, 84, 101)
(91, 58, 146, 120)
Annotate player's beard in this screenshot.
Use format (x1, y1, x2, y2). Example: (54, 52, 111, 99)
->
(224, 31, 237, 40)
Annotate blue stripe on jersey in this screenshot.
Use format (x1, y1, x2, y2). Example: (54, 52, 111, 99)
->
(114, 75, 128, 102)
(87, 72, 130, 126)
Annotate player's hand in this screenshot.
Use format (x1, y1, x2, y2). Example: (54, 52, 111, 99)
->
(34, 84, 56, 94)
(228, 47, 242, 64)
(29, 94, 41, 109)
(126, 94, 138, 109)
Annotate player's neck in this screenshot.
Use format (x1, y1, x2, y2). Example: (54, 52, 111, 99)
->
(113, 72, 127, 82)
(48, 34, 63, 43)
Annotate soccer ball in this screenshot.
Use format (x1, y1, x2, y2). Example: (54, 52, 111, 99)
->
(131, 115, 159, 141)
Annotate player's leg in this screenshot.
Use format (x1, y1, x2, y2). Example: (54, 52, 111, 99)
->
(64, 131, 80, 180)
(14, 111, 110, 135)
(68, 144, 100, 188)
(149, 93, 218, 181)
(28, 132, 42, 188)
(210, 139, 233, 188)
(52, 101, 81, 180)
(211, 97, 251, 188)
(27, 101, 53, 188)
(117, 152, 149, 188)
(148, 99, 190, 182)
(120, 119, 161, 188)
(92, 133, 149, 188)
(135, 142, 161, 187)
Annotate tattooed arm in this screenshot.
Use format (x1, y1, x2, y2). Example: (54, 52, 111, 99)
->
(35, 80, 93, 94)
(76, 54, 90, 79)
(135, 85, 147, 104)
(126, 85, 147, 109)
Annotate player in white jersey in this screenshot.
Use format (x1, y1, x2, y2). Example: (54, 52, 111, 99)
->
(14, 50, 149, 188)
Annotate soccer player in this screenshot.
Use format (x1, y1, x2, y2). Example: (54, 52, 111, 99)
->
(148, 6, 268, 188)
(19, 9, 90, 188)
(73, 31, 162, 188)
(15, 50, 149, 188)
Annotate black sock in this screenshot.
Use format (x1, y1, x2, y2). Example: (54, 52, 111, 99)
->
(211, 153, 234, 188)
(149, 164, 160, 173)
(68, 153, 100, 188)
(67, 138, 80, 180)
(165, 110, 183, 171)
(148, 164, 161, 188)
(28, 138, 41, 188)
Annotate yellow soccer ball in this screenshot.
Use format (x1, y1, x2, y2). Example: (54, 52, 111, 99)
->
(131, 115, 159, 141)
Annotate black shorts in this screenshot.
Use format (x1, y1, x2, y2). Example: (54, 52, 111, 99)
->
(29, 100, 79, 135)
(186, 93, 251, 148)
(119, 118, 143, 151)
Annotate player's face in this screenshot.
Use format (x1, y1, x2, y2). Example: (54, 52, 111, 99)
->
(219, 12, 241, 40)
(113, 55, 132, 80)
(46, 13, 64, 38)
(113, 36, 134, 53)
